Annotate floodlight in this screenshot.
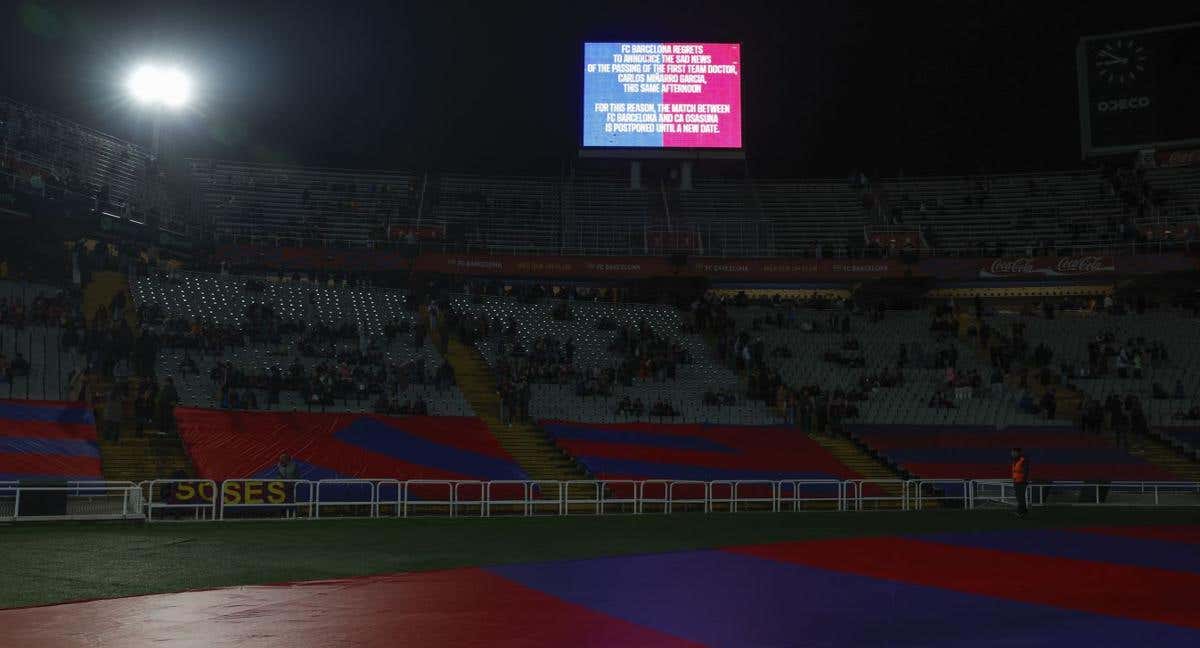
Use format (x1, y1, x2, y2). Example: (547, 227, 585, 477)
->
(126, 64, 192, 109)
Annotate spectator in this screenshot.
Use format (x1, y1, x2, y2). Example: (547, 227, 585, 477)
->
(275, 453, 299, 479)
(1041, 389, 1057, 420)
(134, 380, 155, 437)
(102, 386, 123, 443)
(158, 376, 179, 432)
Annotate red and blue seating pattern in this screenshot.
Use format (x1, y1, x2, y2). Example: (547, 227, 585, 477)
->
(176, 408, 527, 482)
(0, 399, 102, 481)
(848, 424, 1180, 481)
(542, 421, 863, 482)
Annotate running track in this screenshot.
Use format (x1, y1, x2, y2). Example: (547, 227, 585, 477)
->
(4, 525, 1199, 647)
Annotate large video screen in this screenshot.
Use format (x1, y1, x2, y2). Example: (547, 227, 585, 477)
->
(583, 42, 741, 149)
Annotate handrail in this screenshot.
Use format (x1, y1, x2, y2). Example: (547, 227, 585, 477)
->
(780, 479, 845, 512)
(528, 480, 563, 516)
(453, 480, 486, 517)
(563, 479, 602, 515)
(146, 479, 218, 521)
(484, 480, 530, 517)
(598, 480, 637, 514)
(733, 480, 778, 513)
(852, 479, 909, 511)
(667, 480, 709, 513)
(5, 478, 1197, 523)
(402, 480, 454, 518)
(2, 482, 144, 521)
(314, 479, 377, 519)
(910, 479, 970, 510)
(374, 479, 403, 518)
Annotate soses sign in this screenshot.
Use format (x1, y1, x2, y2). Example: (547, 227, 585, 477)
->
(169, 480, 292, 506)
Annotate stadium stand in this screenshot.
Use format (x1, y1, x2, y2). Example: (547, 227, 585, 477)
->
(5, 95, 1199, 260)
(718, 301, 1055, 427)
(0, 96, 1197, 492)
(0, 280, 84, 402)
(186, 155, 1200, 258)
(131, 270, 472, 416)
(176, 408, 527, 482)
(449, 294, 778, 425)
(431, 173, 563, 254)
(848, 423, 1180, 481)
(186, 159, 417, 247)
(0, 398, 102, 481)
(543, 420, 864, 483)
(1016, 305, 1200, 426)
(755, 178, 864, 257)
(1, 97, 184, 234)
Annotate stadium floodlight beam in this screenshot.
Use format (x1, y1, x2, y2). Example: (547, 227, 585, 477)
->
(126, 64, 192, 109)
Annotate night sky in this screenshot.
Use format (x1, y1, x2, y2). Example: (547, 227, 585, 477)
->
(2, 0, 1198, 176)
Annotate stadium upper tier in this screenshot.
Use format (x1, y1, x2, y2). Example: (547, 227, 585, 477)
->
(0, 98, 184, 233)
(4, 97, 1199, 258)
(190, 158, 1200, 258)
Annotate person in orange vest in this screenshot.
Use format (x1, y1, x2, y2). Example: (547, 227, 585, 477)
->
(1011, 447, 1030, 518)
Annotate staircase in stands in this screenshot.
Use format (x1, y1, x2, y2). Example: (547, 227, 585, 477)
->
(98, 425, 196, 483)
(87, 270, 197, 482)
(445, 337, 587, 482)
(809, 432, 913, 509)
(83, 270, 135, 326)
(1122, 429, 1200, 482)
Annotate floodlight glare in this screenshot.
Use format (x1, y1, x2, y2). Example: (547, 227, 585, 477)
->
(127, 65, 159, 104)
(126, 64, 192, 109)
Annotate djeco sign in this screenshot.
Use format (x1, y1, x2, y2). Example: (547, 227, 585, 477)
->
(171, 480, 291, 505)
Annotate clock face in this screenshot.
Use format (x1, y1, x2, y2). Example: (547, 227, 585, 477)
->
(1094, 39, 1148, 86)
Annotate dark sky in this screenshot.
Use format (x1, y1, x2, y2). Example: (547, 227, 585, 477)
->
(2, 0, 1198, 176)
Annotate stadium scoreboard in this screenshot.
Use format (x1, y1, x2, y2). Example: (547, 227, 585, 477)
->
(1078, 23, 1200, 157)
(582, 42, 742, 155)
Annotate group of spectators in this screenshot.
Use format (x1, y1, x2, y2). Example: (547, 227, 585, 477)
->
(698, 294, 870, 433)
(205, 340, 449, 413)
(132, 280, 458, 415)
(1084, 333, 1169, 379)
(615, 395, 678, 418)
(1079, 393, 1149, 448)
(46, 284, 185, 441)
(608, 320, 690, 384)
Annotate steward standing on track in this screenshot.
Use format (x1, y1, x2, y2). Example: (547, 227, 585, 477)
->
(1011, 447, 1029, 518)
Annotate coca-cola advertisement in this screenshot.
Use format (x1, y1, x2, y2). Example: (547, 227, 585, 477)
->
(978, 256, 1116, 279)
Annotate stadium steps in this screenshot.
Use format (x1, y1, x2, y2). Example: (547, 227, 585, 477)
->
(83, 270, 137, 327)
(445, 338, 587, 483)
(809, 432, 915, 509)
(1119, 429, 1200, 481)
(98, 435, 196, 482)
(99, 427, 196, 482)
